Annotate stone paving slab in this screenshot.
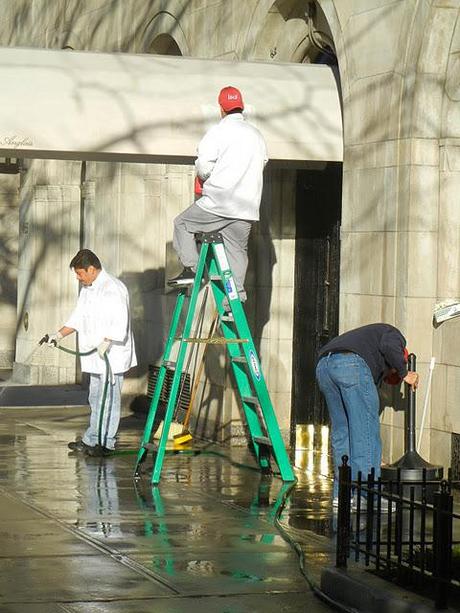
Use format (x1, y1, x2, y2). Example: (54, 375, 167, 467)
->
(0, 518, 102, 558)
(0, 406, 335, 612)
(131, 550, 307, 596)
(0, 591, 328, 613)
(0, 554, 175, 603)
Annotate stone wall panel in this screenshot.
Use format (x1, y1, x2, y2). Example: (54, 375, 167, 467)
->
(346, 2, 409, 81)
(2, 0, 460, 462)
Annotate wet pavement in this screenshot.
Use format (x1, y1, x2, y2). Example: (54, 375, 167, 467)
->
(0, 404, 336, 612)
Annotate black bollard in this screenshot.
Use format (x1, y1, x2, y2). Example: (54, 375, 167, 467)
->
(381, 354, 443, 501)
(336, 455, 351, 568)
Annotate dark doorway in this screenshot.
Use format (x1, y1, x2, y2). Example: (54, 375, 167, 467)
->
(291, 162, 342, 436)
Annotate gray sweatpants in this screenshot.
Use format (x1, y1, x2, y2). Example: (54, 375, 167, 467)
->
(173, 202, 253, 299)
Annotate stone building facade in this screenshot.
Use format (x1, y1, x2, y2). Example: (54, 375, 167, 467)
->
(0, 0, 459, 469)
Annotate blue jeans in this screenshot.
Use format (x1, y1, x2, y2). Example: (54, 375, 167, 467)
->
(316, 353, 381, 496)
(82, 373, 124, 450)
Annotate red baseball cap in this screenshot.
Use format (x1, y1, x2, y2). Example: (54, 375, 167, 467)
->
(218, 86, 244, 112)
(383, 347, 410, 385)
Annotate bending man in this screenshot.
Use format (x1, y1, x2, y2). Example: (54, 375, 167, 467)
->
(316, 323, 419, 504)
(168, 86, 268, 303)
(45, 249, 137, 456)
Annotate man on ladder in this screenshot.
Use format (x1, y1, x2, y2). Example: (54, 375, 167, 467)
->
(135, 87, 295, 483)
(167, 85, 268, 305)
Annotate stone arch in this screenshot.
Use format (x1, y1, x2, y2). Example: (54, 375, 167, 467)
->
(148, 33, 182, 56)
(419, 5, 460, 466)
(241, 1, 344, 434)
(246, 0, 335, 64)
(440, 8, 460, 296)
(316, 0, 349, 100)
(141, 10, 190, 56)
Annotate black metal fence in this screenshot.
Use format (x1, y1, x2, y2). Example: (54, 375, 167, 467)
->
(336, 455, 460, 610)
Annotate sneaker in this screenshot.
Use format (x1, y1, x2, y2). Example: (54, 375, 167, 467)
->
(86, 444, 112, 457)
(167, 267, 195, 287)
(68, 440, 92, 453)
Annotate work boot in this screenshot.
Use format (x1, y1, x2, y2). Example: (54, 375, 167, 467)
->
(67, 440, 93, 453)
(167, 267, 195, 287)
(86, 444, 112, 457)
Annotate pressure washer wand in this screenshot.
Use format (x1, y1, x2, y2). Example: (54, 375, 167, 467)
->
(38, 334, 54, 346)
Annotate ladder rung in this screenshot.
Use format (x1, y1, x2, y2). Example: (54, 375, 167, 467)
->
(163, 360, 176, 369)
(185, 337, 247, 344)
(242, 396, 260, 406)
(142, 442, 156, 451)
(220, 314, 234, 322)
(253, 436, 272, 448)
(232, 356, 247, 363)
(209, 275, 222, 281)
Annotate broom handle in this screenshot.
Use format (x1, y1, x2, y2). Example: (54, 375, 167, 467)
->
(416, 357, 435, 453)
(183, 311, 219, 429)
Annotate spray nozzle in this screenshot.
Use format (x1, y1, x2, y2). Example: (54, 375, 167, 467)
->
(38, 334, 57, 347)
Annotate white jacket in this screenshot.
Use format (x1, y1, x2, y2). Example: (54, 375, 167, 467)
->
(195, 113, 268, 221)
(65, 268, 137, 375)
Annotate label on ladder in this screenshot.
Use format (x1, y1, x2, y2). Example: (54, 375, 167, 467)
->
(214, 243, 230, 271)
(224, 273, 238, 301)
(249, 350, 261, 381)
(215, 243, 238, 300)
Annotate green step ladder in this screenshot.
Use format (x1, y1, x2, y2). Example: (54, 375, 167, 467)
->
(133, 232, 295, 484)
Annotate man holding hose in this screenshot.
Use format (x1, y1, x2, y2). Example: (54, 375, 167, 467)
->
(45, 249, 137, 457)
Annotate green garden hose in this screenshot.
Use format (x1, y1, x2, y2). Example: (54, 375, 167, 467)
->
(39, 336, 353, 610)
(39, 334, 111, 448)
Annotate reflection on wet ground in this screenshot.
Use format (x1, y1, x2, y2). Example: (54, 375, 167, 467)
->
(0, 407, 336, 612)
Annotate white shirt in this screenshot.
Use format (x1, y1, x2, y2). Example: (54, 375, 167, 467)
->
(195, 113, 268, 221)
(65, 268, 137, 375)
